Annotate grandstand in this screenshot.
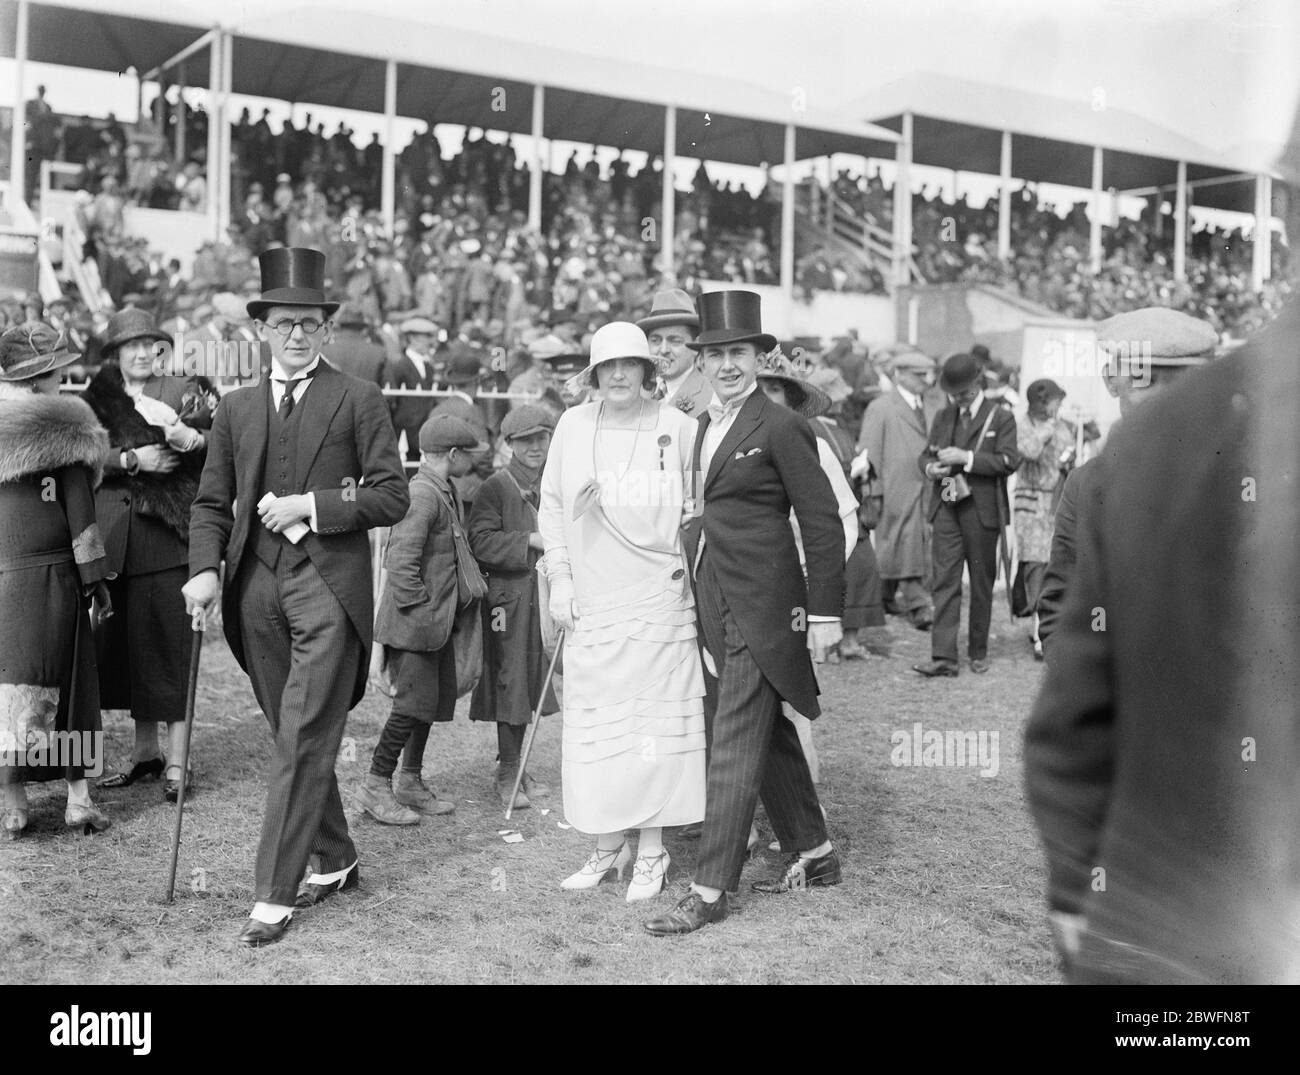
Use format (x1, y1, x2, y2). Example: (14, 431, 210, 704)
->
(0, 0, 1291, 355)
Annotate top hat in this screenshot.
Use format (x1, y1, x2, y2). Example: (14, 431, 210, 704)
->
(99, 307, 171, 357)
(246, 247, 339, 321)
(0, 321, 81, 383)
(685, 291, 777, 353)
(938, 352, 982, 394)
(636, 288, 699, 335)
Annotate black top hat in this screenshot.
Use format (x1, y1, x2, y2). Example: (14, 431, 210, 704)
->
(938, 352, 982, 394)
(246, 247, 339, 321)
(685, 290, 777, 353)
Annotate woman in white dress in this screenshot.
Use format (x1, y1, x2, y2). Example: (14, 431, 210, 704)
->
(539, 321, 706, 902)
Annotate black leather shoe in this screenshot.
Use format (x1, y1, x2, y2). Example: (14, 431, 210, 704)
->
(643, 891, 729, 936)
(98, 756, 164, 789)
(912, 660, 958, 677)
(970, 658, 991, 674)
(238, 915, 291, 948)
(294, 864, 361, 908)
(752, 849, 842, 893)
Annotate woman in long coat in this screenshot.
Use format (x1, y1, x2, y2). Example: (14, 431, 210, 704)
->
(83, 307, 215, 801)
(466, 403, 559, 809)
(0, 323, 114, 838)
(538, 323, 706, 902)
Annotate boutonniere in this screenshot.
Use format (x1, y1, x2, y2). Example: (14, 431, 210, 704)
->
(674, 396, 694, 414)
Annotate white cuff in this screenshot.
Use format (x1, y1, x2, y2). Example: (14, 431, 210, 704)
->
(307, 492, 319, 532)
(808, 615, 839, 623)
(963, 451, 975, 472)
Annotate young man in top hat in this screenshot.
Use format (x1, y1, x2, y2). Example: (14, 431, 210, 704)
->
(636, 288, 715, 417)
(644, 290, 845, 936)
(913, 352, 1020, 677)
(182, 247, 409, 947)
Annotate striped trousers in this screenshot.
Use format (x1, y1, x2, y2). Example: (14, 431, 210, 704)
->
(238, 555, 360, 905)
(693, 554, 827, 892)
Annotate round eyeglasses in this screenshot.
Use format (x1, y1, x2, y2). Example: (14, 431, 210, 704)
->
(267, 317, 326, 336)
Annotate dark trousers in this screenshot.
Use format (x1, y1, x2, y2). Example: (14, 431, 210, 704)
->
(843, 527, 885, 630)
(930, 500, 999, 664)
(882, 577, 930, 615)
(238, 555, 360, 905)
(693, 555, 826, 892)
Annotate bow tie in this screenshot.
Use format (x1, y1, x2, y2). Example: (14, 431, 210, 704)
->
(708, 399, 744, 424)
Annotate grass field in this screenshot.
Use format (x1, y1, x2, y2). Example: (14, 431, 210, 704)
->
(1, 604, 1059, 985)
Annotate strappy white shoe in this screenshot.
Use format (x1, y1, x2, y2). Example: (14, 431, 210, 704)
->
(626, 850, 670, 902)
(561, 842, 632, 890)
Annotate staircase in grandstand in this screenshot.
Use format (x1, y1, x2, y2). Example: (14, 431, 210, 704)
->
(793, 177, 923, 284)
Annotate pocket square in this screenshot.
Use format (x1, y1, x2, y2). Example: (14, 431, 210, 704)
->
(735, 447, 763, 459)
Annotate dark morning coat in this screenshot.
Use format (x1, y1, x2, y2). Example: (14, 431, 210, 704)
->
(683, 389, 844, 719)
(1024, 300, 1300, 983)
(188, 361, 409, 707)
(372, 468, 459, 653)
(465, 467, 559, 724)
(919, 396, 1019, 529)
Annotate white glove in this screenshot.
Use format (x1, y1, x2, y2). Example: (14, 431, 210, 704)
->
(807, 619, 843, 663)
(849, 448, 870, 481)
(163, 422, 200, 452)
(548, 576, 578, 632)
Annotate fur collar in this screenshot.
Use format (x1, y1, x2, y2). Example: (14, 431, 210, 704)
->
(0, 394, 108, 485)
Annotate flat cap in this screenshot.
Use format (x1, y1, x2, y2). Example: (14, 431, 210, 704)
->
(400, 316, 439, 335)
(1096, 307, 1217, 367)
(501, 403, 556, 440)
(418, 414, 488, 452)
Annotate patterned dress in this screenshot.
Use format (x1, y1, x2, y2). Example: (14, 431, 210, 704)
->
(1015, 414, 1074, 564)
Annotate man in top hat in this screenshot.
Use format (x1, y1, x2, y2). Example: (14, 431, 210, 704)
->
(637, 288, 714, 417)
(913, 352, 1020, 677)
(644, 290, 845, 936)
(857, 346, 942, 634)
(182, 247, 409, 947)
(383, 315, 442, 463)
(323, 303, 385, 386)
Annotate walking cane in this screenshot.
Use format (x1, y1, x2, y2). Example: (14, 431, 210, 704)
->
(505, 628, 564, 821)
(163, 607, 205, 903)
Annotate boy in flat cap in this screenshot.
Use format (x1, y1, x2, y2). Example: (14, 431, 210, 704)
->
(364, 414, 488, 825)
(467, 403, 559, 807)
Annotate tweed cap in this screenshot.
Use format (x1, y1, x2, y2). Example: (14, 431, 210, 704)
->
(501, 403, 556, 440)
(418, 414, 488, 452)
(1096, 307, 1217, 367)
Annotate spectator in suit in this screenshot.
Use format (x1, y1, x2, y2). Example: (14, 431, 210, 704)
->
(637, 288, 715, 418)
(1025, 298, 1298, 983)
(383, 315, 441, 463)
(856, 347, 940, 635)
(644, 291, 844, 936)
(323, 304, 385, 385)
(182, 248, 408, 947)
(913, 352, 1020, 677)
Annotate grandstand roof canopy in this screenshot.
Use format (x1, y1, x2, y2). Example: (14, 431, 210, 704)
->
(0, 0, 900, 167)
(0, 0, 1279, 210)
(855, 73, 1262, 213)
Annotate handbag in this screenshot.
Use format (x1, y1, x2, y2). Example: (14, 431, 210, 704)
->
(451, 602, 483, 697)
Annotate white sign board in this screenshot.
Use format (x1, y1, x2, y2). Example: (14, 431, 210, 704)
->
(1020, 319, 1121, 445)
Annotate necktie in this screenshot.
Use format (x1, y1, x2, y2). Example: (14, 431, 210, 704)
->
(275, 376, 312, 419)
(707, 399, 741, 424)
(954, 407, 972, 444)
